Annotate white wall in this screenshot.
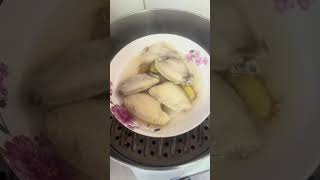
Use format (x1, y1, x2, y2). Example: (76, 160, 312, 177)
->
(110, 0, 144, 24)
(110, 0, 210, 24)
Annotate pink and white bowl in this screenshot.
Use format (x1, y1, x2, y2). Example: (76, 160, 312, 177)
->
(110, 34, 210, 138)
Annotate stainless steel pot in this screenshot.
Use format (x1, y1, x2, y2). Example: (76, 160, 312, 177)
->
(110, 9, 210, 170)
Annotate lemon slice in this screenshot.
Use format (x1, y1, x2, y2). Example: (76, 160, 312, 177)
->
(224, 72, 273, 121)
(182, 85, 196, 100)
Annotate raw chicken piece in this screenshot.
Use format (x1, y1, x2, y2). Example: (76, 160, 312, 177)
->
(124, 93, 170, 125)
(149, 82, 192, 112)
(140, 42, 181, 63)
(119, 73, 159, 95)
(27, 39, 109, 107)
(155, 57, 193, 85)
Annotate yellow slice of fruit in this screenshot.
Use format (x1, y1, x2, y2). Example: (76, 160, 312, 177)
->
(182, 85, 196, 100)
(223, 72, 273, 121)
(149, 62, 158, 73)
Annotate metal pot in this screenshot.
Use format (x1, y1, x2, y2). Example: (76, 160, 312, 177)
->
(110, 9, 210, 172)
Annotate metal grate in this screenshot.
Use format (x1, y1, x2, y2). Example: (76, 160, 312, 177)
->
(110, 116, 210, 168)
